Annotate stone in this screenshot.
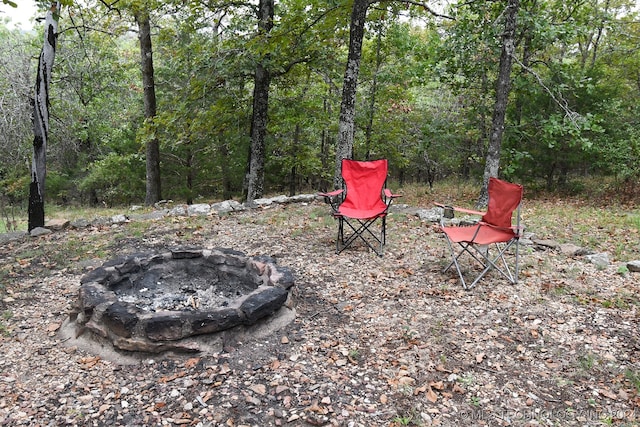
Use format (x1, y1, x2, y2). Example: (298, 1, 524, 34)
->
(70, 218, 91, 228)
(251, 198, 274, 207)
(45, 218, 69, 230)
(187, 204, 211, 216)
(145, 314, 185, 341)
(77, 282, 117, 313)
(0, 231, 27, 244)
(532, 239, 560, 250)
(190, 308, 245, 335)
(269, 195, 289, 204)
(559, 243, 583, 256)
(415, 208, 441, 222)
(81, 267, 110, 284)
(627, 260, 640, 272)
(116, 259, 142, 276)
(103, 303, 139, 338)
(171, 249, 203, 259)
(29, 227, 51, 237)
(111, 214, 128, 224)
(168, 206, 187, 216)
(240, 287, 289, 324)
(130, 210, 167, 221)
(269, 266, 295, 290)
(211, 200, 245, 214)
(288, 194, 316, 203)
(586, 252, 610, 267)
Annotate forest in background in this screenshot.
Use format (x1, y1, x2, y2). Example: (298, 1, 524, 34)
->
(1, 0, 639, 210)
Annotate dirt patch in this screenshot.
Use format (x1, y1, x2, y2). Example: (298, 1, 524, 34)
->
(0, 201, 639, 426)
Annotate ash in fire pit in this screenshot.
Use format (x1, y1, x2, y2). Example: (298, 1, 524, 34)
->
(65, 248, 295, 355)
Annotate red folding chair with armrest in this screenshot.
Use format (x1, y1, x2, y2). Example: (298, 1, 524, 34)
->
(436, 177, 524, 289)
(319, 159, 401, 256)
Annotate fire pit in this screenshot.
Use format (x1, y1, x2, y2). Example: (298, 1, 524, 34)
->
(67, 248, 295, 354)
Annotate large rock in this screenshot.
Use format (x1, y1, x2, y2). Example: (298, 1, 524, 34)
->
(240, 286, 289, 324)
(187, 204, 211, 216)
(586, 252, 610, 268)
(627, 260, 640, 273)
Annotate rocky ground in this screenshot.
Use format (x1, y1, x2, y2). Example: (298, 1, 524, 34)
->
(0, 199, 639, 426)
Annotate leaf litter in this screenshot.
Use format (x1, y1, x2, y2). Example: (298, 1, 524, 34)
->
(0, 200, 638, 426)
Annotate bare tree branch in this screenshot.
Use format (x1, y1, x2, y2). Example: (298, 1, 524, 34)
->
(376, 0, 454, 20)
(510, 53, 583, 129)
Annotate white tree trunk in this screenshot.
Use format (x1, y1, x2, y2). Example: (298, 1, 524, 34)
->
(28, 2, 60, 231)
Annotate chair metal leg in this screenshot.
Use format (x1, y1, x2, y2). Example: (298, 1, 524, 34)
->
(336, 216, 385, 256)
(443, 238, 520, 289)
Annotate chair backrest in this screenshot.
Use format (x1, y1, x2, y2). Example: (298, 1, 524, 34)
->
(482, 177, 523, 228)
(340, 159, 388, 211)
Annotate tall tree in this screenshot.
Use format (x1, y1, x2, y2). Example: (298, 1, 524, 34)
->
(478, 0, 519, 207)
(28, 1, 61, 231)
(245, 0, 274, 204)
(134, 6, 162, 205)
(333, 0, 369, 188)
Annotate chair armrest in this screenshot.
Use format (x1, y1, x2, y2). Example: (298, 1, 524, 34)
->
(479, 221, 525, 236)
(384, 189, 401, 208)
(319, 189, 344, 212)
(434, 202, 485, 216)
(384, 189, 401, 199)
(318, 189, 343, 198)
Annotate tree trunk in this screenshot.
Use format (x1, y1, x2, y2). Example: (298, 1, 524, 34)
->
(364, 19, 384, 160)
(135, 10, 162, 206)
(478, 0, 519, 207)
(320, 75, 335, 192)
(289, 123, 301, 196)
(220, 139, 233, 200)
(28, 2, 60, 232)
(334, 0, 369, 189)
(245, 0, 274, 204)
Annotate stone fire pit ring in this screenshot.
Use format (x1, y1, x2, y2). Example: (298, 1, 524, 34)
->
(71, 248, 295, 354)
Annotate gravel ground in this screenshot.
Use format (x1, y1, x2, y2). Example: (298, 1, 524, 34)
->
(1, 200, 639, 426)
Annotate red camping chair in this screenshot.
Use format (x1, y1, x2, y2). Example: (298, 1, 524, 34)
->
(319, 159, 401, 256)
(436, 177, 524, 289)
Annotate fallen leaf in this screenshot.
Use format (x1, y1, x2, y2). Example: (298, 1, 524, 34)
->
(275, 385, 289, 394)
(184, 357, 200, 369)
(414, 384, 428, 395)
(426, 387, 438, 403)
(79, 356, 100, 369)
(250, 384, 267, 395)
(452, 384, 466, 394)
(307, 401, 328, 414)
(599, 388, 617, 400)
(430, 381, 445, 390)
(398, 376, 415, 386)
(46, 323, 60, 332)
(159, 371, 186, 383)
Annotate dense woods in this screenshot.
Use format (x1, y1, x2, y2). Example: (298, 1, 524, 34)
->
(1, 0, 639, 210)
